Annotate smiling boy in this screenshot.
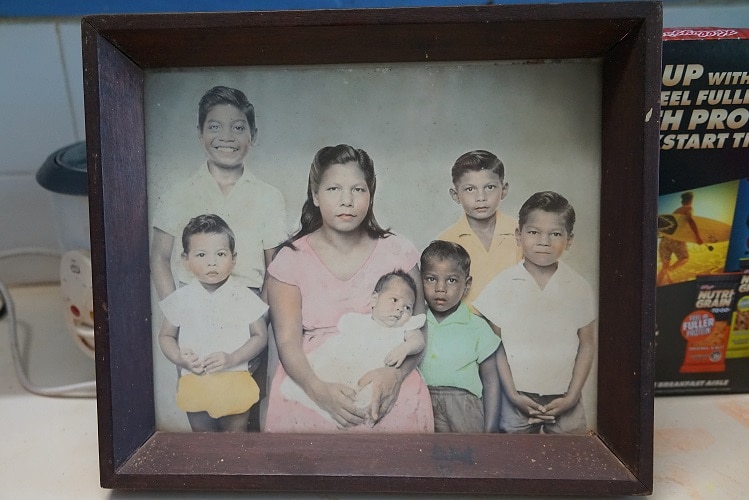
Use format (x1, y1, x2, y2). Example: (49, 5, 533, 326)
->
(150, 86, 287, 301)
(437, 150, 521, 308)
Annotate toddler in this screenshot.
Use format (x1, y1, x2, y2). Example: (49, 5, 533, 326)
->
(418, 240, 501, 433)
(158, 214, 269, 432)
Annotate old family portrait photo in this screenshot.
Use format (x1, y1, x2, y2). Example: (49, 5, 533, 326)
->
(145, 60, 602, 435)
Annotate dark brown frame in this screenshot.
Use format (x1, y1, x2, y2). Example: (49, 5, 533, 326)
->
(83, 3, 660, 495)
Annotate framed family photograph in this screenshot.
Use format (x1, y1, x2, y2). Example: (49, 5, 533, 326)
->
(83, 2, 661, 496)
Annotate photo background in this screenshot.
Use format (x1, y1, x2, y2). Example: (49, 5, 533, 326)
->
(146, 60, 602, 432)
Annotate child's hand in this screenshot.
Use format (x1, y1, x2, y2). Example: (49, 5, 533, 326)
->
(203, 351, 235, 374)
(543, 394, 577, 418)
(528, 414, 556, 425)
(510, 392, 553, 420)
(181, 348, 205, 374)
(383, 344, 410, 368)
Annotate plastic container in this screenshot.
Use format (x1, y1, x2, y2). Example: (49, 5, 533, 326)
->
(36, 142, 94, 357)
(36, 141, 90, 252)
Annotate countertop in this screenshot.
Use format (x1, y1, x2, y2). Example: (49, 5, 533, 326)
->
(2, 284, 749, 499)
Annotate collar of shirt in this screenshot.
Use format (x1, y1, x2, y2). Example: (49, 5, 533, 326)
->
(514, 259, 576, 288)
(186, 274, 237, 297)
(454, 211, 516, 239)
(426, 301, 472, 327)
(195, 162, 262, 189)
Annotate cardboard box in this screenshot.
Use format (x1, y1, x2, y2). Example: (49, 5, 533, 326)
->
(656, 28, 749, 395)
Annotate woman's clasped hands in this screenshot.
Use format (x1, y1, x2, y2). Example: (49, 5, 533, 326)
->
(310, 365, 403, 428)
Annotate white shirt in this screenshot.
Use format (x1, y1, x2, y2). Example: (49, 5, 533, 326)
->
(152, 164, 288, 288)
(159, 277, 268, 375)
(473, 260, 596, 395)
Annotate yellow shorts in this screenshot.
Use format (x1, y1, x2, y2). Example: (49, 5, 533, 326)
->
(176, 371, 260, 418)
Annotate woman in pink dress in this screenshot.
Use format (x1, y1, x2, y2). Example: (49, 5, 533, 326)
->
(264, 144, 433, 432)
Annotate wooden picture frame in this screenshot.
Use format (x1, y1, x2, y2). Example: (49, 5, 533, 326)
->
(83, 2, 661, 495)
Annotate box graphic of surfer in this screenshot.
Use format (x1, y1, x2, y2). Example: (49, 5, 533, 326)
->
(656, 181, 738, 287)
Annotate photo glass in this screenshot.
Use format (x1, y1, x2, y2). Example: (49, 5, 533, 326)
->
(145, 60, 601, 433)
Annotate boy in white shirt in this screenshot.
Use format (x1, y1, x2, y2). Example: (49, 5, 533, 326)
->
(158, 214, 269, 432)
(473, 191, 596, 434)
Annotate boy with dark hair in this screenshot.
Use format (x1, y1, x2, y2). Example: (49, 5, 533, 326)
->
(151, 85, 287, 301)
(474, 191, 596, 434)
(419, 240, 501, 433)
(437, 150, 521, 308)
(158, 214, 269, 432)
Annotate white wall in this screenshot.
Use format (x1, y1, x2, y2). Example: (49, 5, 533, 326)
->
(0, 19, 85, 284)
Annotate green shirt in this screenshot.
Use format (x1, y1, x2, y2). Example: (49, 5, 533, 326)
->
(419, 302, 501, 397)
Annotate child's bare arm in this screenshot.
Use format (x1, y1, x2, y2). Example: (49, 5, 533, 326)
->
(150, 228, 177, 300)
(158, 319, 204, 374)
(544, 320, 596, 417)
(260, 247, 278, 305)
(495, 340, 548, 419)
(203, 317, 269, 374)
(479, 353, 500, 432)
(485, 320, 547, 419)
(384, 330, 425, 368)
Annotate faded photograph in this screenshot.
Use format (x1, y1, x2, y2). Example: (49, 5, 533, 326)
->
(145, 60, 602, 434)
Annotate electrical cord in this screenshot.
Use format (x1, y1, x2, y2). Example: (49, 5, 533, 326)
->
(0, 247, 96, 398)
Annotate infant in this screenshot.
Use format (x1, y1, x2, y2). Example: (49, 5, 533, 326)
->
(281, 270, 426, 422)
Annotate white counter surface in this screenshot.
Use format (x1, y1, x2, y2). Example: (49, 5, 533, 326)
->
(2, 284, 749, 499)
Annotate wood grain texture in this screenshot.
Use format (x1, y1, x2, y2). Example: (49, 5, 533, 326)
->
(83, 2, 661, 495)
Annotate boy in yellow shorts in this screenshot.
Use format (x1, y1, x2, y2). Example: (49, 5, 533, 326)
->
(158, 214, 269, 432)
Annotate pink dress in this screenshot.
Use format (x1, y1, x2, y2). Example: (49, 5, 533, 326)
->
(264, 233, 434, 433)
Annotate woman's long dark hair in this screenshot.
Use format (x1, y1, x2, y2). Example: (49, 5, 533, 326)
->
(284, 144, 391, 250)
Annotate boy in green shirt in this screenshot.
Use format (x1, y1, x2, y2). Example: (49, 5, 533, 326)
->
(418, 240, 501, 432)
